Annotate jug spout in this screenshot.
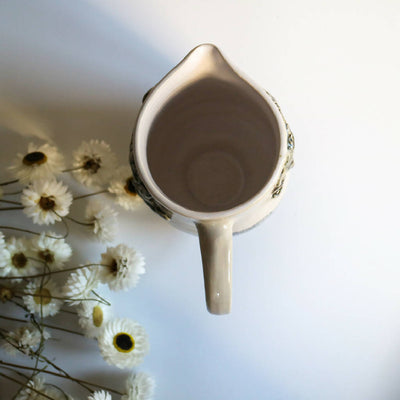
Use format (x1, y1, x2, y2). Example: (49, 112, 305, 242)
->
(176, 43, 241, 83)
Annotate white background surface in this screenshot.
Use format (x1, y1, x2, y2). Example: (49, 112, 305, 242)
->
(0, 1, 400, 399)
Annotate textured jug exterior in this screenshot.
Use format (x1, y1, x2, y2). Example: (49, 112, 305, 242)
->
(130, 44, 294, 314)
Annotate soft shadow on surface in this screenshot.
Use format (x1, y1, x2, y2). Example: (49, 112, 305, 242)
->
(0, 0, 173, 142)
(0, 0, 182, 249)
(0, 2, 176, 399)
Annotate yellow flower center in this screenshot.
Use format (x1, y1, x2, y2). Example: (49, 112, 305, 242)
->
(124, 178, 137, 196)
(33, 287, 52, 306)
(113, 332, 135, 353)
(92, 305, 104, 327)
(23, 151, 47, 166)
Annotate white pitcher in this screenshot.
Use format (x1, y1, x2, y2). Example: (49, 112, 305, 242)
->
(130, 44, 294, 315)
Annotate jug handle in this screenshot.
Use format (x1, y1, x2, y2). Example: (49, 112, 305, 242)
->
(196, 220, 233, 315)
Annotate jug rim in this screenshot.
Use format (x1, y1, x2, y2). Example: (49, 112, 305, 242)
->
(132, 44, 289, 221)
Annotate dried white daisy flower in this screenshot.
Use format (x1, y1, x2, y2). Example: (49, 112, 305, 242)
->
(85, 200, 118, 243)
(2, 325, 50, 355)
(42, 386, 70, 400)
(31, 233, 72, 270)
(63, 266, 100, 305)
(0, 285, 14, 303)
(108, 166, 142, 211)
(15, 375, 46, 400)
(23, 278, 63, 317)
(1, 237, 36, 280)
(21, 179, 73, 225)
(122, 372, 155, 400)
(9, 142, 65, 184)
(15, 375, 67, 400)
(0, 231, 5, 247)
(98, 318, 149, 369)
(0, 231, 10, 274)
(77, 301, 112, 338)
(88, 390, 112, 400)
(100, 244, 145, 291)
(72, 139, 117, 188)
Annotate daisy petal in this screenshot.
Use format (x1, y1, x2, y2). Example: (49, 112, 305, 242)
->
(23, 278, 63, 317)
(100, 244, 145, 291)
(21, 179, 73, 225)
(85, 200, 118, 243)
(108, 166, 142, 211)
(122, 372, 155, 400)
(72, 140, 117, 188)
(88, 390, 112, 400)
(9, 143, 65, 184)
(98, 318, 149, 369)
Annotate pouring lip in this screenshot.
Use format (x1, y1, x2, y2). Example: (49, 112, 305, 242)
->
(132, 44, 289, 222)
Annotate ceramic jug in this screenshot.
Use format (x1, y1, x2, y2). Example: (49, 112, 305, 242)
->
(130, 44, 294, 315)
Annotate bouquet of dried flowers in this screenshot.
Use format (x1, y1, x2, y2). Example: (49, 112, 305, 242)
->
(0, 140, 155, 400)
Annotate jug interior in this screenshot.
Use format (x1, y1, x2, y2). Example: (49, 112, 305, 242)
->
(146, 77, 280, 213)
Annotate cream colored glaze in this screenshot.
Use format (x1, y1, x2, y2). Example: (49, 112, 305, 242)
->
(197, 221, 233, 314)
(131, 44, 293, 314)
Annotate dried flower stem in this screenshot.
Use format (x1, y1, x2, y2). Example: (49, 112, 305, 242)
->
(16, 291, 109, 305)
(0, 361, 123, 396)
(0, 199, 22, 205)
(0, 206, 24, 211)
(3, 190, 22, 195)
(65, 215, 94, 227)
(62, 166, 83, 173)
(92, 290, 111, 306)
(73, 190, 107, 200)
(0, 315, 84, 336)
(58, 308, 78, 315)
(0, 263, 108, 280)
(0, 371, 54, 400)
(0, 178, 19, 186)
(0, 365, 29, 380)
(0, 226, 63, 239)
(38, 354, 94, 393)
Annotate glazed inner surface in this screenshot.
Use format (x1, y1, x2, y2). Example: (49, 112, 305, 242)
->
(146, 77, 280, 212)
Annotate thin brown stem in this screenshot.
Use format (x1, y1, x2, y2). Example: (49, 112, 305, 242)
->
(3, 190, 22, 195)
(0, 371, 54, 400)
(0, 206, 24, 211)
(0, 263, 108, 280)
(9, 298, 30, 312)
(0, 314, 29, 324)
(0, 179, 19, 186)
(73, 190, 107, 200)
(0, 361, 123, 395)
(0, 315, 84, 336)
(16, 291, 109, 305)
(0, 365, 29, 380)
(92, 290, 111, 306)
(43, 324, 84, 337)
(38, 355, 93, 393)
(65, 216, 93, 227)
(62, 166, 83, 173)
(55, 214, 69, 239)
(0, 199, 22, 205)
(0, 226, 62, 238)
(58, 308, 78, 315)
